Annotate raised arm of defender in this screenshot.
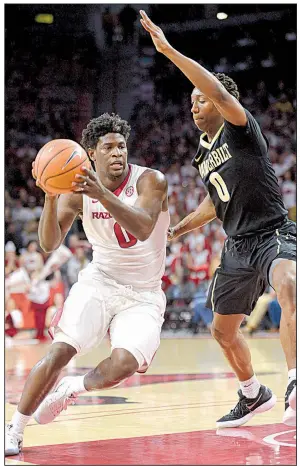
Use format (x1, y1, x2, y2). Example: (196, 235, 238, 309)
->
(140, 10, 247, 127)
(168, 194, 216, 241)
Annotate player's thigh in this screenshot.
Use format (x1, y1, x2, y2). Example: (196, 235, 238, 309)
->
(52, 281, 110, 354)
(271, 259, 296, 316)
(207, 264, 265, 317)
(258, 220, 296, 288)
(109, 297, 165, 372)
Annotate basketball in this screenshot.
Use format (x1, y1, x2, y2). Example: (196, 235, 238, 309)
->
(34, 139, 90, 194)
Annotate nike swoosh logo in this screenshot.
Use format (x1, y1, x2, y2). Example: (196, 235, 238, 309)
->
(194, 154, 202, 163)
(61, 150, 80, 170)
(246, 393, 263, 410)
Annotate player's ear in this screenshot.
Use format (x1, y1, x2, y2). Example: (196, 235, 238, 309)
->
(88, 149, 96, 162)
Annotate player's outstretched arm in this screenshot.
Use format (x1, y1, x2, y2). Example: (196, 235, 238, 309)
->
(168, 194, 216, 241)
(140, 10, 247, 126)
(72, 167, 167, 242)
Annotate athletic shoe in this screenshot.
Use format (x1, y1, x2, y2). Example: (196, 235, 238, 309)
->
(216, 385, 276, 428)
(289, 385, 296, 410)
(33, 376, 78, 424)
(283, 406, 296, 426)
(5, 424, 23, 456)
(286, 379, 296, 411)
(283, 379, 296, 426)
(284, 379, 296, 410)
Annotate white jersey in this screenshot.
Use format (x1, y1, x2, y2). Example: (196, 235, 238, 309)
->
(82, 164, 170, 291)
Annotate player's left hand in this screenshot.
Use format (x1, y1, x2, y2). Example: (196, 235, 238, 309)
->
(72, 167, 106, 199)
(140, 10, 172, 54)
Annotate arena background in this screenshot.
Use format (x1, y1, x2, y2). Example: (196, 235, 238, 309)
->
(5, 3, 296, 339)
(4, 4, 297, 466)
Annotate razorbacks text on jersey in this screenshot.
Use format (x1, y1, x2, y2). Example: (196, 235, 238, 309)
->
(192, 109, 287, 236)
(82, 164, 170, 290)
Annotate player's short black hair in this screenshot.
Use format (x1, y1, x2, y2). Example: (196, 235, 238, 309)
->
(81, 113, 131, 150)
(212, 72, 240, 100)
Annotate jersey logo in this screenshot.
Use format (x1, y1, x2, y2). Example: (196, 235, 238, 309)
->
(194, 153, 202, 163)
(125, 186, 134, 197)
(92, 212, 112, 219)
(92, 199, 99, 203)
(61, 149, 81, 170)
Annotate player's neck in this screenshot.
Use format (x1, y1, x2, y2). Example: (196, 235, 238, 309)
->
(99, 165, 130, 192)
(206, 118, 224, 142)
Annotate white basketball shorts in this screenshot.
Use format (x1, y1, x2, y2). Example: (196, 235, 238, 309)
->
(50, 263, 166, 372)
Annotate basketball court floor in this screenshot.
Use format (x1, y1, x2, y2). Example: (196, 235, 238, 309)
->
(5, 336, 296, 465)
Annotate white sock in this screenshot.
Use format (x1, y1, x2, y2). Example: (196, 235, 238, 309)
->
(11, 410, 31, 435)
(70, 375, 88, 395)
(240, 375, 261, 399)
(288, 368, 296, 383)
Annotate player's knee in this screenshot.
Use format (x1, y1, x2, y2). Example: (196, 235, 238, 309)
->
(276, 269, 296, 312)
(110, 349, 139, 383)
(43, 343, 76, 372)
(211, 324, 236, 349)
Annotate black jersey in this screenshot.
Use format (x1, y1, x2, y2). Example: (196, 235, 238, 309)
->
(192, 108, 287, 237)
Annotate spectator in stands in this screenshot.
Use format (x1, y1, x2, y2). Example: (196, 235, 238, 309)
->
(102, 7, 115, 46)
(245, 289, 281, 334)
(267, 298, 282, 331)
(5, 242, 19, 276)
(5, 223, 23, 253)
(66, 247, 90, 287)
(27, 271, 50, 341)
(119, 5, 138, 44)
(45, 293, 64, 329)
(163, 245, 184, 299)
(281, 170, 296, 217)
(20, 240, 44, 273)
(189, 289, 213, 334)
(185, 243, 210, 287)
(5, 296, 19, 340)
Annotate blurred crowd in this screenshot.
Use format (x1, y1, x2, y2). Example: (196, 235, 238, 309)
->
(5, 33, 295, 340)
(102, 5, 138, 46)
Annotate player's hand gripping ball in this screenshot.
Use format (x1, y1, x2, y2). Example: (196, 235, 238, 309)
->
(71, 167, 106, 200)
(33, 139, 90, 195)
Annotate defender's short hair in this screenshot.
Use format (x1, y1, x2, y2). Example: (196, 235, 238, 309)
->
(212, 72, 240, 100)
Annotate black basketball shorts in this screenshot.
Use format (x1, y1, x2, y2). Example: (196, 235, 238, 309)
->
(206, 219, 296, 316)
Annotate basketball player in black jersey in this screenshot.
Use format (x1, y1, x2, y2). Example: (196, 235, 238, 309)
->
(141, 11, 296, 428)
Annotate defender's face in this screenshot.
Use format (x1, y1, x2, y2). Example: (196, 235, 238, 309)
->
(90, 133, 128, 178)
(191, 88, 220, 131)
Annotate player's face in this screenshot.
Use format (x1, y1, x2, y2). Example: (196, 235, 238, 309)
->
(191, 88, 220, 131)
(93, 133, 128, 179)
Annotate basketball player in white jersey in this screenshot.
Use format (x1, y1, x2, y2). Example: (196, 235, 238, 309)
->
(6, 113, 169, 456)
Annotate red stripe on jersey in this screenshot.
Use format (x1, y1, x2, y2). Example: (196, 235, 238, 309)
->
(113, 164, 132, 197)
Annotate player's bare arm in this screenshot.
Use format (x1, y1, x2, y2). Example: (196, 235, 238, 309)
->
(38, 193, 83, 252)
(168, 194, 216, 241)
(32, 160, 83, 252)
(140, 10, 247, 127)
(72, 166, 168, 241)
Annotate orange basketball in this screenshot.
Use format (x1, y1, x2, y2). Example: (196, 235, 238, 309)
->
(34, 139, 90, 194)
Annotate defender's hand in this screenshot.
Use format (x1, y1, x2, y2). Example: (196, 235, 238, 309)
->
(140, 10, 172, 54)
(72, 166, 106, 199)
(167, 227, 180, 242)
(32, 161, 58, 198)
